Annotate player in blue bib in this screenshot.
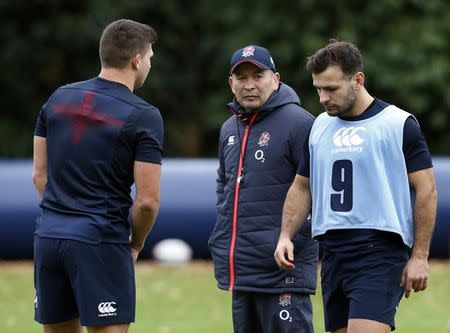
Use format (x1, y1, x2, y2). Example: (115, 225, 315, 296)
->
(32, 19, 163, 333)
(274, 40, 437, 332)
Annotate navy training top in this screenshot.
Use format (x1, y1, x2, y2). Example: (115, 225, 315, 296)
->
(34, 77, 164, 244)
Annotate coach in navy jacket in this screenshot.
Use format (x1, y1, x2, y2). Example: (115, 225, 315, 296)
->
(209, 45, 318, 333)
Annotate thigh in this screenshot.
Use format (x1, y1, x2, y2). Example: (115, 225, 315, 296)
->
(253, 292, 313, 333)
(43, 318, 83, 333)
(344, 245, 408, 331)
(64, 241, 135, 327)
(34, 236, 79, 324)
(86, 323, 129, 333)
(321, 253, 349, 332)
(232, 291, 260, 333)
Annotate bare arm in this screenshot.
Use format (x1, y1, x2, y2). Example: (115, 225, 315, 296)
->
(274, 174, 312, 270)
(129, 161, 161, 260)
(401, 167, 438, 297)
(32, 136, 47, 197)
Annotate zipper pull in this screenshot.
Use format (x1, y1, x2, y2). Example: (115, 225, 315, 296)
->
(237, 167, 245, 184)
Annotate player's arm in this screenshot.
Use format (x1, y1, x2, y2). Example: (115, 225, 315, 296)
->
(32, 136, 47, 197)
(274, 174, 311, 270)
(129, 161, 161, 257)
(401, 167, 437, 297)
(409, 167, 437, 259)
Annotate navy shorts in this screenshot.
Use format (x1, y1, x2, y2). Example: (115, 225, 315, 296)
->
(232, 291, 313, 333)
(320, 232, 409, 331)
(34, 236, 135, 326)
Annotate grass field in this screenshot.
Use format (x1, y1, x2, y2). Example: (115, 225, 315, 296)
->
(0, 260, 449, 333)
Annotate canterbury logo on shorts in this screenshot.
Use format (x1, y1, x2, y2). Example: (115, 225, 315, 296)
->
(98, 301, 117, 317)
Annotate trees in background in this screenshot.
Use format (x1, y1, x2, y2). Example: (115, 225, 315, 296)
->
(0, 0, 448, 157)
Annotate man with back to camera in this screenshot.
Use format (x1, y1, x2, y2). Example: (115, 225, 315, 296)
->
(32, 19, 163, 333)
(209, 45, 319, 333)
(274, 40, 438, 333)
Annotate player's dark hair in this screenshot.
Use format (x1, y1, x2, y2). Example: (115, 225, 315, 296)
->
(99, 19, 158, 69)
(306, 39, 363, 77)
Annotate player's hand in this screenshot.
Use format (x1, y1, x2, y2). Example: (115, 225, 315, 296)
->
(400, 256, 429, 298)
(131, 246, 140, 264)
(129, 234, 143, 264)
(274, 237, 295, 270)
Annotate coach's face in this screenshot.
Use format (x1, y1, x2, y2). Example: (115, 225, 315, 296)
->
(229, 62, 280, 112)
(312, 65, 362, 117)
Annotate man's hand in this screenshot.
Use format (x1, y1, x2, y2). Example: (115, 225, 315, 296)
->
(274, 237, 295, 270)
(131, 246, 140, 264)
(274, 175, 311, 271)
(400, 256, 429, 298)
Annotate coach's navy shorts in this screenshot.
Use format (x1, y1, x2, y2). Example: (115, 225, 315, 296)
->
(34, 236, 135, 326)
(232, 291, 313, 333)
(319, 230, 409, 332)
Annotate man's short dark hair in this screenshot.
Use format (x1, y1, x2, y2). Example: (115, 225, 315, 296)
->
(99, 19, 158, 69)
(306, 40, 363, 77)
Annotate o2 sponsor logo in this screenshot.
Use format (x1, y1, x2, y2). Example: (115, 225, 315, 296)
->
(279, 310, 292, 322)
(255, 150, 265, 163)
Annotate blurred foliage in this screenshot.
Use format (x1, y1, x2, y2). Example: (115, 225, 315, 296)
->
(0, 0, 448, 157)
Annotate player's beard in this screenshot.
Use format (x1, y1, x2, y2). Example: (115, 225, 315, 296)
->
(326, 85, 357, 117)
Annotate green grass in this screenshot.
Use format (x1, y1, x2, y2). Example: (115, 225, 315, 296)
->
(0, 260, 449, 332)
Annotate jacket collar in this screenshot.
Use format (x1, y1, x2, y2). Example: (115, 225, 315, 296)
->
(226, 83, 300, 125)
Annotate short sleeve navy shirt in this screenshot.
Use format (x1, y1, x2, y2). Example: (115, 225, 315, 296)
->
(34, 77, 164, 244)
